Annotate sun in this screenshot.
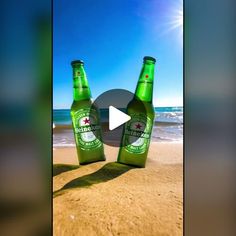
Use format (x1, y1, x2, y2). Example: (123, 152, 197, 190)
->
(161, 0, 183, 40)
(170, 8, 183, 33)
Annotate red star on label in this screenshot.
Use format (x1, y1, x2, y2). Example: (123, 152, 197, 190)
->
(83, 118, 90, 124)
(135, 123, 142, 129)
(145, 74, 149, 78)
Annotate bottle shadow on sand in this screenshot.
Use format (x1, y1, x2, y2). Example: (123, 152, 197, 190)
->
(53, 164, 80, 177)
(53, 162, 134, 198)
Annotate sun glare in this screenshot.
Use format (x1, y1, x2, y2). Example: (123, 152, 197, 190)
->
(170, 9, 183, 33)
(161, 1, 183, 41)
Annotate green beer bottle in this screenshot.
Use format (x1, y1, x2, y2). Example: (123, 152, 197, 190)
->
(117, 56, 156, 167)
(70, 60, 105, 164)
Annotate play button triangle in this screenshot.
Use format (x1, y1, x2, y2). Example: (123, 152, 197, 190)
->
(109, 106, 131, 131)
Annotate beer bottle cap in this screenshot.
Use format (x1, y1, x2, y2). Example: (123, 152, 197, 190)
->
(71, 60, 84, 66)
(143, 56, 156, 63)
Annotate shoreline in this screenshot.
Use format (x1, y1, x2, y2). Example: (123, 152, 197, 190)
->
(53, 142, 183, 165)
(53, 140, 183, 149)
(53, 121, 183, 130)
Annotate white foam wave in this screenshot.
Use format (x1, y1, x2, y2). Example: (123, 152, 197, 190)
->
(53, 143, 75, 147)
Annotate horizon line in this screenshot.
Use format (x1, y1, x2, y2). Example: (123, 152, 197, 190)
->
(53, 105, 183, 110)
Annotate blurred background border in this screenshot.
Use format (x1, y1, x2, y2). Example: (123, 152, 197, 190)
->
(0, 0, 235, 235)
(185, 0, 236, 235)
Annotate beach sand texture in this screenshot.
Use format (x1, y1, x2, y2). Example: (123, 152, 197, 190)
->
(53, 142, 183, 236)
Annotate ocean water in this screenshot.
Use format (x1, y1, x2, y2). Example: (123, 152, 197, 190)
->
(53, 107, 183, 147)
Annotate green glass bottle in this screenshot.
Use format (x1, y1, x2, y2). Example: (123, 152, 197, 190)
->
(70, 60, 105, 164)
(117, 56, 156, 167)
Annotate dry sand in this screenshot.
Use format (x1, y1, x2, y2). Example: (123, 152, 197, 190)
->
(53, 142, 183, 236)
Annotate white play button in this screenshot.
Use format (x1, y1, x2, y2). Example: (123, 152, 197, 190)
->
(109, 106, 131, 131)
(89, 89, 147, 147)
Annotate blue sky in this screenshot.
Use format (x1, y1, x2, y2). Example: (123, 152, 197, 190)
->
(53, 0, 183, 109)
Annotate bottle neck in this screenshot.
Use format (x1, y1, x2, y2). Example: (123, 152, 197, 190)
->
(72, 65, 91, 101)
(135, 62, 155, 103)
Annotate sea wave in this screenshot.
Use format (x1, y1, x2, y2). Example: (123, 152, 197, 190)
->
(53, 143, 75, 147)
(53, 108, 183, 147)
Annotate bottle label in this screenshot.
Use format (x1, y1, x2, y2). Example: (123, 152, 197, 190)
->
(73, 108, 102, 150)
(124, 113, 153, 154)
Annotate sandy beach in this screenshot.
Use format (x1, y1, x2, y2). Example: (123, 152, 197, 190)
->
(53, 142, 183, 236)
